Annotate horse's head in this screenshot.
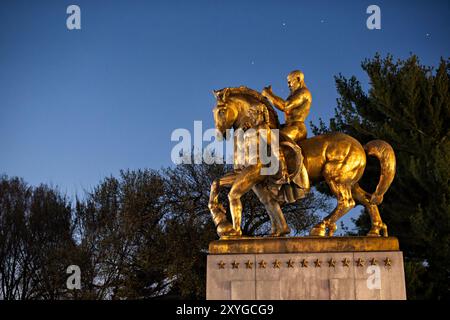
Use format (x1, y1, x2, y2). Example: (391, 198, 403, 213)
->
(212, 88, 239, 140)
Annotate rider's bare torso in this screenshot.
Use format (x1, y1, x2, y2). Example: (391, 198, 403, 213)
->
(285, 87, 311, 124)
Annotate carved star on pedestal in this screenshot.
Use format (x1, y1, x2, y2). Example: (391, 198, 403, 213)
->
(327, 258, 336, 268)
(300, 259, 309, 268)
(218, 261, 225, 269)
(384, 257, 392, 267)
(314, 259, 322, 268)
(342, 257, 350, 267)
(231, 260, 239, 269)
(356, 258, 365, 267)
(370, 258, 378, 266)
(245, 260, 253, 269)
(259, 260, 267, 269)
(286, 259, 295, 268)
(273, 259, 281, 269)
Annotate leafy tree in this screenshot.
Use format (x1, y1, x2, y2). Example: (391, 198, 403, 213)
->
(0, 176, 31, 299)
(0, 175, 75, 299)
(26, 184, 76, 299)
(312, 54, 450, 299)
(74, 169, 168, 299)
(0, 162, 326, 300)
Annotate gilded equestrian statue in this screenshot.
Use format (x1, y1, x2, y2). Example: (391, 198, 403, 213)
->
(208, 71, 396, 238)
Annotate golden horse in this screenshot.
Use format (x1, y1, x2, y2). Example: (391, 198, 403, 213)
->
(208, 87, 396, 238)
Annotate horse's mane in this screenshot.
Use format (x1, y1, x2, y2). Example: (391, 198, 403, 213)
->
(219, 86, 280, 128)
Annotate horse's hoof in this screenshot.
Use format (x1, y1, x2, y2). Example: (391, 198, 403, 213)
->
(217, 221, 234, 236)
(268, 231, 281, 237)
(268, 231, 286, 237)
(367, 222, 387, 237)
(309, 228, 325, 237)
(367, 227, 381, 236)
(309, 222, 326, 237)
(269, 225, 291, 237)
(219, 227, 242, 238)
(279, 226, 291, 236)
(381, 223, 388, 237)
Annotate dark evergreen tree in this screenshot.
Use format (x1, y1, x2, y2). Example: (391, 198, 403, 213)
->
(312, 54, 450, 299)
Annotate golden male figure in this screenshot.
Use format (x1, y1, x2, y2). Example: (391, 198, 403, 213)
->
(262, 70, 311, 192)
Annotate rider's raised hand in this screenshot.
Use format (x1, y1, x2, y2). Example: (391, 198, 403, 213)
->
(262, 85, 273, 97)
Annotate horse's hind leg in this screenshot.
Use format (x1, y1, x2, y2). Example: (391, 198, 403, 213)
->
(252, 184, 290, 236)
(352, 183, 388, 237)
(310, 162, 356, 236)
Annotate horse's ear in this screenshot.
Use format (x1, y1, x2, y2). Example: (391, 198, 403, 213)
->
(222, 88, 230, 101)
(212, 90, 220, 99)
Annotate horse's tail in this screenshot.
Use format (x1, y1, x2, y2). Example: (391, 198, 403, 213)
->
(363, 140, 396, 205)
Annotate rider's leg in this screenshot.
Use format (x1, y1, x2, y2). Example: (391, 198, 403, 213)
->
(228, 164, 265, 235)
(276, 149, 289, 184)
(281, 124, 310, 191)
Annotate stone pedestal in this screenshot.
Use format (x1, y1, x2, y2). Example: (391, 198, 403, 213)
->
(206, 237, 406, 300)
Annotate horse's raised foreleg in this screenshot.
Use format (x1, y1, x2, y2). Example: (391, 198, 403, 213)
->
(227, 164, 266, 237)
(208, 172, 238, 237)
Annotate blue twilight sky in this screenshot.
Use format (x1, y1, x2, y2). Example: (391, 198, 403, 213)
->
(0, 0, 449, 228)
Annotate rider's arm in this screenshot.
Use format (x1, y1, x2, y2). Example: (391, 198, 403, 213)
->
(285, 92, 310, 113)
(266, 92, 287, 111)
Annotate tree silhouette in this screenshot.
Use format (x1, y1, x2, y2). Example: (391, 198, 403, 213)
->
(312, 54, 450, 299)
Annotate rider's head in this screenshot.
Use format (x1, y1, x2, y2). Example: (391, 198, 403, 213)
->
(287, 70, 305, 92)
